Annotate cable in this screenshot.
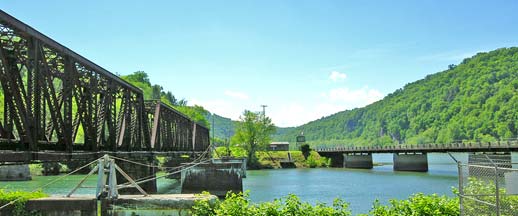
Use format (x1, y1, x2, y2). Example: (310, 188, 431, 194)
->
(118, 158, 212, 188)
(0, 157, 101, 211)
(114, 148, 212, 184)
(110, 145, 211, 170)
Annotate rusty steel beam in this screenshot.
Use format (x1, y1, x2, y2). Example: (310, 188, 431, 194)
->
(144, 100, 210, 152)
(0, 10, 141, 93)
(0, 10, 210, 161)
(0, 9, 149, 152)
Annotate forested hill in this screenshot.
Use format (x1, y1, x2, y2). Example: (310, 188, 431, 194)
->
(206, 113, 293, 141)
(274, 47, 518, 147)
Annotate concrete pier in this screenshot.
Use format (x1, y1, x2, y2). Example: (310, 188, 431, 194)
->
(0, 164, 31, 181)
(468, 152, 512, 176)
(318, 152, 344, 167)
(344, 153, 373, 169)
(116, 155, 157, 194)
(468, 152, 512, 166)
(181, 160, 245, 197)
(393, 153, 428, 172)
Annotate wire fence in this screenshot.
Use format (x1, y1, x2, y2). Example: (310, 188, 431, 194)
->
(456, 154, 518, 216)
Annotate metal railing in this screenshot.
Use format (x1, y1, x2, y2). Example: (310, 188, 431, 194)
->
(315, 140, 518, 153)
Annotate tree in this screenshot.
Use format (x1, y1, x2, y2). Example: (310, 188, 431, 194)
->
(300, 144, 311, 160)
(232, 110, 276, 168)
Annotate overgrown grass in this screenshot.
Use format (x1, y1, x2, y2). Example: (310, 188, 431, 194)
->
(0, 189, 48, 216)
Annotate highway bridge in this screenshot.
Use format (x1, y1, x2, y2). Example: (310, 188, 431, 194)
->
(316, 141, 518, 171)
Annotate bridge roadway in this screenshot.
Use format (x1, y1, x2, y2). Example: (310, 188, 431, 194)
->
(316, 141, 518, 171)
(0, 10, 211, 194)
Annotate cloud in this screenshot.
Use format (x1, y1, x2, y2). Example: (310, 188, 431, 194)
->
(322, 86, 383, 106)
(269, 86, 384, 127)
(189, 98, 244, 120)
(190, 87, 384, 128)
(224, 90, 249, 100)
(329, 71, 347, 82)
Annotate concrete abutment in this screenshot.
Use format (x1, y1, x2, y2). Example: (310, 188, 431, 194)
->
(0, 164, 31, 181)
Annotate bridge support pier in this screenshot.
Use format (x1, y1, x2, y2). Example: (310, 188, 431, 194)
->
(344, 153, 373, 169)
(181, 160, 245, 197)
(116, 155, 157, 194)
(468, 152, 511, 176)
(317, 152, 344, 167)
(393, 152, 428, 172)
(0, 164, 31, 181)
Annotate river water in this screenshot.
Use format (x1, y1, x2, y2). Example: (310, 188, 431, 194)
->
(1, 153, 516, 214)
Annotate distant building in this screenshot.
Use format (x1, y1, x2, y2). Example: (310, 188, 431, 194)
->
(269, 142, 290, 151)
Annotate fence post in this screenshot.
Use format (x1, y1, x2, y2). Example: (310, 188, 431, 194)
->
(495, 162, 500, 216)
(458, 161, 464, 216)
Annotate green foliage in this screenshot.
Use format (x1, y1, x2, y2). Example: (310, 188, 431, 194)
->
(206, 113, 237, 140)
(232, 110, 276, 168)
(0, 190, 47, 216)
(175, 105, 210, 128)
(368, 193, 459, 216)
(460, 177, 518, 215)
(192, 192, 352, 216)
(120, 71, 208, 127)
(300, 144, 311, 160)
(274, 47, 518, 146)
(306, 154, 330, 168)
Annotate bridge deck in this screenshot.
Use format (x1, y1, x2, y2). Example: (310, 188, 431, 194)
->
(0, 150, 205, 163)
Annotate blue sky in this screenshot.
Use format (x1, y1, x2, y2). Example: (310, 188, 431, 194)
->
(2, 1, 518, 127)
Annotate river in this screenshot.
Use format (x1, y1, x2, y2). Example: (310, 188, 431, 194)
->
(1, 153, 516, 214)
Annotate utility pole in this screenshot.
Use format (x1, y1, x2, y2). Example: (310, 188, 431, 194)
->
(212, 114, 215, 144)
(261, 105, 267, 117)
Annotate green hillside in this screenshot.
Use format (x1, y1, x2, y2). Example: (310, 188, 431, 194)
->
(205, 113, 237, 140)
(274, 47, 518, 147)
(207, 113, 291, 140)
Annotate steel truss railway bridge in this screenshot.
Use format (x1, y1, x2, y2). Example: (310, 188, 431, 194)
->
(0, 10, 210, 193)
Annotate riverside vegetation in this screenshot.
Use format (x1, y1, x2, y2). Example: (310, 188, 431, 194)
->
(214, 146, 330, 169)
(192, 177, 518, 216)
(192, 191, 459, 216)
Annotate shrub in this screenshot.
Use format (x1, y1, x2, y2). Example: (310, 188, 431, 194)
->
(369, 193, 459, 216)
(0, 190, 47, 216)
(192, 192, 351, 216)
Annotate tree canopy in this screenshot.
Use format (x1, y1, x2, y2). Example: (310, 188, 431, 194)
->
(231, 110, 276, 167)
(120, 71, 208, 127)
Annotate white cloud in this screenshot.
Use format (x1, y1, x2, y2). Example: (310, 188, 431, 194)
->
(323, 86, 383, 106)
(224, 90, 249, 100)
(189, 98, 244, 120)
(190, 87, 384, 128)
(329, 71, 347, 82)
(268, 87, 384, 127)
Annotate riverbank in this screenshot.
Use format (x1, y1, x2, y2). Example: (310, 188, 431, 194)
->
(214, 147, 330, 169)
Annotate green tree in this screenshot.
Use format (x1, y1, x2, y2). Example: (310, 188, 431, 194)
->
(300, 144, 311, 160)
(232, 110, 276, 168)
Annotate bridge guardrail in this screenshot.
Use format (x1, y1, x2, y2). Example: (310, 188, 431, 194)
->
(316, 140, 518, 153)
